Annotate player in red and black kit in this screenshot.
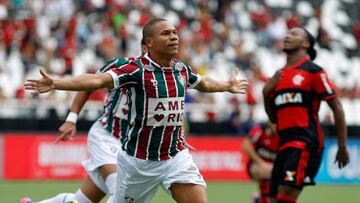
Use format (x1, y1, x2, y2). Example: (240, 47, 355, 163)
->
(263, 27, 350, 203)
(243, 121, 279, 203)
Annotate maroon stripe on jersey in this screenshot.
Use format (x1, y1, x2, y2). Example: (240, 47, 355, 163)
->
(135, 69, 156, 159)
(112, 117, 120, 139)
(159, 72, 178, 159)
(160, 126, 174, 159)
(181, 68, 190, 90)
(111, 62, 139, 76)
(103, 60, 117, 72)
(172, 67, 187, 152)
(164, 71, 177, 97)
(296, 150, 310, 186)
(176, 126, 186, 151)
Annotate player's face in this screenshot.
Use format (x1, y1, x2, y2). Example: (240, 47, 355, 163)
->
(148, 21, 179, 57)
(282, 27, 308, 53)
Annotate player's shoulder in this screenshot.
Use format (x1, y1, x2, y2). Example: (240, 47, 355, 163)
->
(111, 57, 130, 67)
(111, 57, 142, 73)
(298, 60, 323, 73)
(172, 59, 192, 72)
(176, 59, 191, 68)
(129, 56, 150, 66)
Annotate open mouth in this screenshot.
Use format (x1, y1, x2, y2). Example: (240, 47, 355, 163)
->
(284, 39, 291, 44)
(168, 43, 178, 48)
(284, 41, 291, 46)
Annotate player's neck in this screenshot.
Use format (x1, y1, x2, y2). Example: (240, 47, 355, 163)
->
(286, 51, 307, 67)
(149, 52, 172, 67)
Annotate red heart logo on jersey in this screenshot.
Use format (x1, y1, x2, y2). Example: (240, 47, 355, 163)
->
(154, 114, 164, 122)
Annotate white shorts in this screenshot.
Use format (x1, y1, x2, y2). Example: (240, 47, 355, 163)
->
(115, 149, 206, 203)
(82, 120, 121, 193)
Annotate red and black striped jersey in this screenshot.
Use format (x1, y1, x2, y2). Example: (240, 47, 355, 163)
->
(248, 124, 279, 162)
(107, 53, 201, 161)
(269, 56, 337, 150)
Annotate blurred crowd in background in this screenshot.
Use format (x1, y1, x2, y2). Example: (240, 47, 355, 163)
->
(1, 0, 360, 134)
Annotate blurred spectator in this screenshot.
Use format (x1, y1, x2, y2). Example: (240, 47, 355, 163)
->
(227, 97, 245, 135)
(0, 0, 359, 125)
(285, 11, 301, 29)
(317, 26, 332, 50)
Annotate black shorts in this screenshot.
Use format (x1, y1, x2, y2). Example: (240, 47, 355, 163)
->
(269, 146, 323, 198)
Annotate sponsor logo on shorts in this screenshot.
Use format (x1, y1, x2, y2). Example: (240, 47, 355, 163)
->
(187, 164, 197, 172)
(285, 170, 296, 182)
(110, 146, 118, 154)
(303, 176, 311, 183)
(125, 196, 134, 203)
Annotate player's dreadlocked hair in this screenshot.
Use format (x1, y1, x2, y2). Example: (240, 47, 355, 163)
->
(301, 27, 317, 61)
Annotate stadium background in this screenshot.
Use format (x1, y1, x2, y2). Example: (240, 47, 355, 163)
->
(0, 0, 359, 202)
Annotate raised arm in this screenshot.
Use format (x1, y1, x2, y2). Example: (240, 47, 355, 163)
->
(56, 91, 92, 143)
(25, 69, 114, 95)
(327, 97, 350, 169)
(195, 70, 248, 93)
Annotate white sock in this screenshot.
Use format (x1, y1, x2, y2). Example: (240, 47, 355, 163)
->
(37, 193, 75, 203)
(105, 173, 117, 203)
(74, 189, 92, 203)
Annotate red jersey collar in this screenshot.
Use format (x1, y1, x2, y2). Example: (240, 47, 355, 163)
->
(284, 56, 309, 69)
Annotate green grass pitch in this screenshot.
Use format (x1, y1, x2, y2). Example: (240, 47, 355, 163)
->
(1, 180, 359, 203)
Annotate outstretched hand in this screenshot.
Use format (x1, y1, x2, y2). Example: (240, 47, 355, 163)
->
(334, 146, 350, 169)
(227, 69, 248, 94)
(55, 121, 76, 143)
(24, 69, 54, 96)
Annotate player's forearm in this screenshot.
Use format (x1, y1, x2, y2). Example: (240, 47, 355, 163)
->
(263, 91, 276, 123)
(196, 76, 231, 92)
(328, 98, 347, 148)
(53, 73, 113, 91)
(243, 139, 264, 164)
(70, 91, 92, 114)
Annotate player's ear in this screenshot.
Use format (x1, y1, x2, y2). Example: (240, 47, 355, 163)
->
(145, 38, 153, 49)
(303, 40, 310, 49)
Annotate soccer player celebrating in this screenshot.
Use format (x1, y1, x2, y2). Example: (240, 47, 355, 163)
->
(262, 27, 350, 203)
(25, 18, 248, 203)
(22, 42, 148, 203)
(243, 121, 279, 203)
